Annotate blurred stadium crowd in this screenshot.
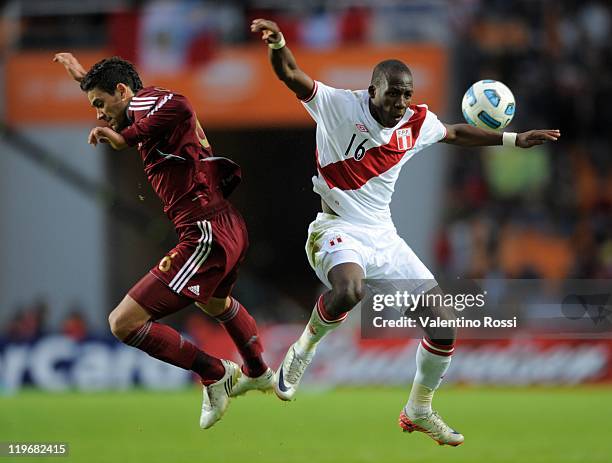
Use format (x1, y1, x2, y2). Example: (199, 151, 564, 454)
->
(1, 0, 610, 338)
(441, 0, 612, 281)
(3, 298, 89, 342)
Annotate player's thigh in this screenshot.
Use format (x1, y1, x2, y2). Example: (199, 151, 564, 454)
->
(373, 234, 437, 293)
(128, 272, 193, 320)
(392, 245, 452, 326)
(151, 210, 248, 307)
(194, 256, 243, 317)
(196, 209, 249, 317)
(328, 261, 366, 296)
(305, 218, 368, 288)
(418, 285, 457, 342)
(420, 285, 456, 320)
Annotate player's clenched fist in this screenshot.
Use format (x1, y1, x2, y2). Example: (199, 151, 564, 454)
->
(88, 127, 106, 146)
(250, 19, 283, 45)
(53, 52, 87, 82)
(88, 126, 127, 150)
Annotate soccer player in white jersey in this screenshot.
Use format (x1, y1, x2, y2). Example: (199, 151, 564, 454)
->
(251, 19, 560, 446)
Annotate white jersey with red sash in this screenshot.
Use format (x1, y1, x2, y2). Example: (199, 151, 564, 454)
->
(302, 81, 447, 226)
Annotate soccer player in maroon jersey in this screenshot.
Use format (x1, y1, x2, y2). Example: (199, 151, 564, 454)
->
(251, 18, 560, 446)
(53, 53, 274, 429)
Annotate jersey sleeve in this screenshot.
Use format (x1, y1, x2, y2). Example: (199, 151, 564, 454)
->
(419, 107, 448, 147)
(121, 93, 192, 146)
(301, 81, 356, 131)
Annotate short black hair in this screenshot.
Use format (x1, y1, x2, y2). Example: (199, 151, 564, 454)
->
(80, 56, 143, 94)
(370, 59, 412, 87)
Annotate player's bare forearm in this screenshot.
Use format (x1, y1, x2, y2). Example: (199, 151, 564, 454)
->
(442, 124, 501, 146)
(442, 124, 560, 148)
(269, 47, 314, 98)
(251, 18, 314, 99)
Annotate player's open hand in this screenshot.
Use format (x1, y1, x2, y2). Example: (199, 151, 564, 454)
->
(88, 127, 127, 150)
(53, 52, 87, 83)
(250, 19, 283, 45)
(516, 129, 561, 148)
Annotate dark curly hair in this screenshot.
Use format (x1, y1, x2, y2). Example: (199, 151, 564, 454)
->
(80, 56, 143, 94)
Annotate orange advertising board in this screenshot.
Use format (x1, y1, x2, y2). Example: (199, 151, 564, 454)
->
(6, 45, 447, 128)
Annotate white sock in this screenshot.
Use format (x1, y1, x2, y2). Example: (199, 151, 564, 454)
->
(406, 339, 454, 417)
(295, 295, 348, 356)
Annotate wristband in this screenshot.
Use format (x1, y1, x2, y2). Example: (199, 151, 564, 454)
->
(502, 132, 517, 147)
(268, 33, 286, 50)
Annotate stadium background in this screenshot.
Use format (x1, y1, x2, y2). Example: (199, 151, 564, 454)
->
(1, 1, 611, 462)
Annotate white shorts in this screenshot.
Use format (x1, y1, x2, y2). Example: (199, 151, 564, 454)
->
(305, 213, 437, 293)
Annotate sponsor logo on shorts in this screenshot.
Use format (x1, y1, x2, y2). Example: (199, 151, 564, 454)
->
(188, 285, 200, 296)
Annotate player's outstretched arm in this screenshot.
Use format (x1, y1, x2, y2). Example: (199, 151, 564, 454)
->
(53, 52, 87, 83)
(442, 123, 560, 148)
(250, 18, 314, 100)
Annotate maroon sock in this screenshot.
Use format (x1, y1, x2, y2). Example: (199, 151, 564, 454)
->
(215, 298, 267, 377)
(125, 321, 225, 383)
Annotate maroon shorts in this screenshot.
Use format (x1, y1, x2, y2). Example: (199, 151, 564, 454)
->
(128, 205, 248, 319)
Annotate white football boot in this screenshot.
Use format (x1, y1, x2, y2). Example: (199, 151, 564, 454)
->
(274, 343, 314, 401)
(398, 408, 464, 446)
(230, 367, 274, 397)
(199, 360, 241, 429)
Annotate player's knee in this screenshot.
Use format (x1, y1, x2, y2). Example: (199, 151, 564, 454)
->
(108, 310, 125, 340)
(424, 322, 457, 345)
(332, 280, 365, 309)
(428, 328, 457, 345)
(196, 297, 230, 317)
(108, 309, 142, 341)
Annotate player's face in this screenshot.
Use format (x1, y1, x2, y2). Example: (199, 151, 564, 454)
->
(371, 72, 413, 127)
(87, 84, 131, 131)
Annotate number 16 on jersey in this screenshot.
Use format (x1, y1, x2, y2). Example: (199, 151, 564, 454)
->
(344, 134, 368, 161)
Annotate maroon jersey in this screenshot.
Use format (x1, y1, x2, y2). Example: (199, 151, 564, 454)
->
(120, 86, 240, 229)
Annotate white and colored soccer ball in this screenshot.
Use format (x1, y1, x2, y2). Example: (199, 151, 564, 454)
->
(461, 80, 515, 130)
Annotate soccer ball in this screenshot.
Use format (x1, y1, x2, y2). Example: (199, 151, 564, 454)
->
(461, 80, 515, 130)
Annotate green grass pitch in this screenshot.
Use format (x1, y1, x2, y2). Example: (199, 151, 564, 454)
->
(2, 386, 611, 463)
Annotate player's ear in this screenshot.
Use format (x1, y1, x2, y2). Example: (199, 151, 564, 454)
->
(116, 83, 131, 101)
(368, 85, 376, 99)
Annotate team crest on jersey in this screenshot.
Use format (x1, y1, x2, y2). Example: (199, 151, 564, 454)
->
(355, 123, 369, 133)
(396, 128, 414, 151)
